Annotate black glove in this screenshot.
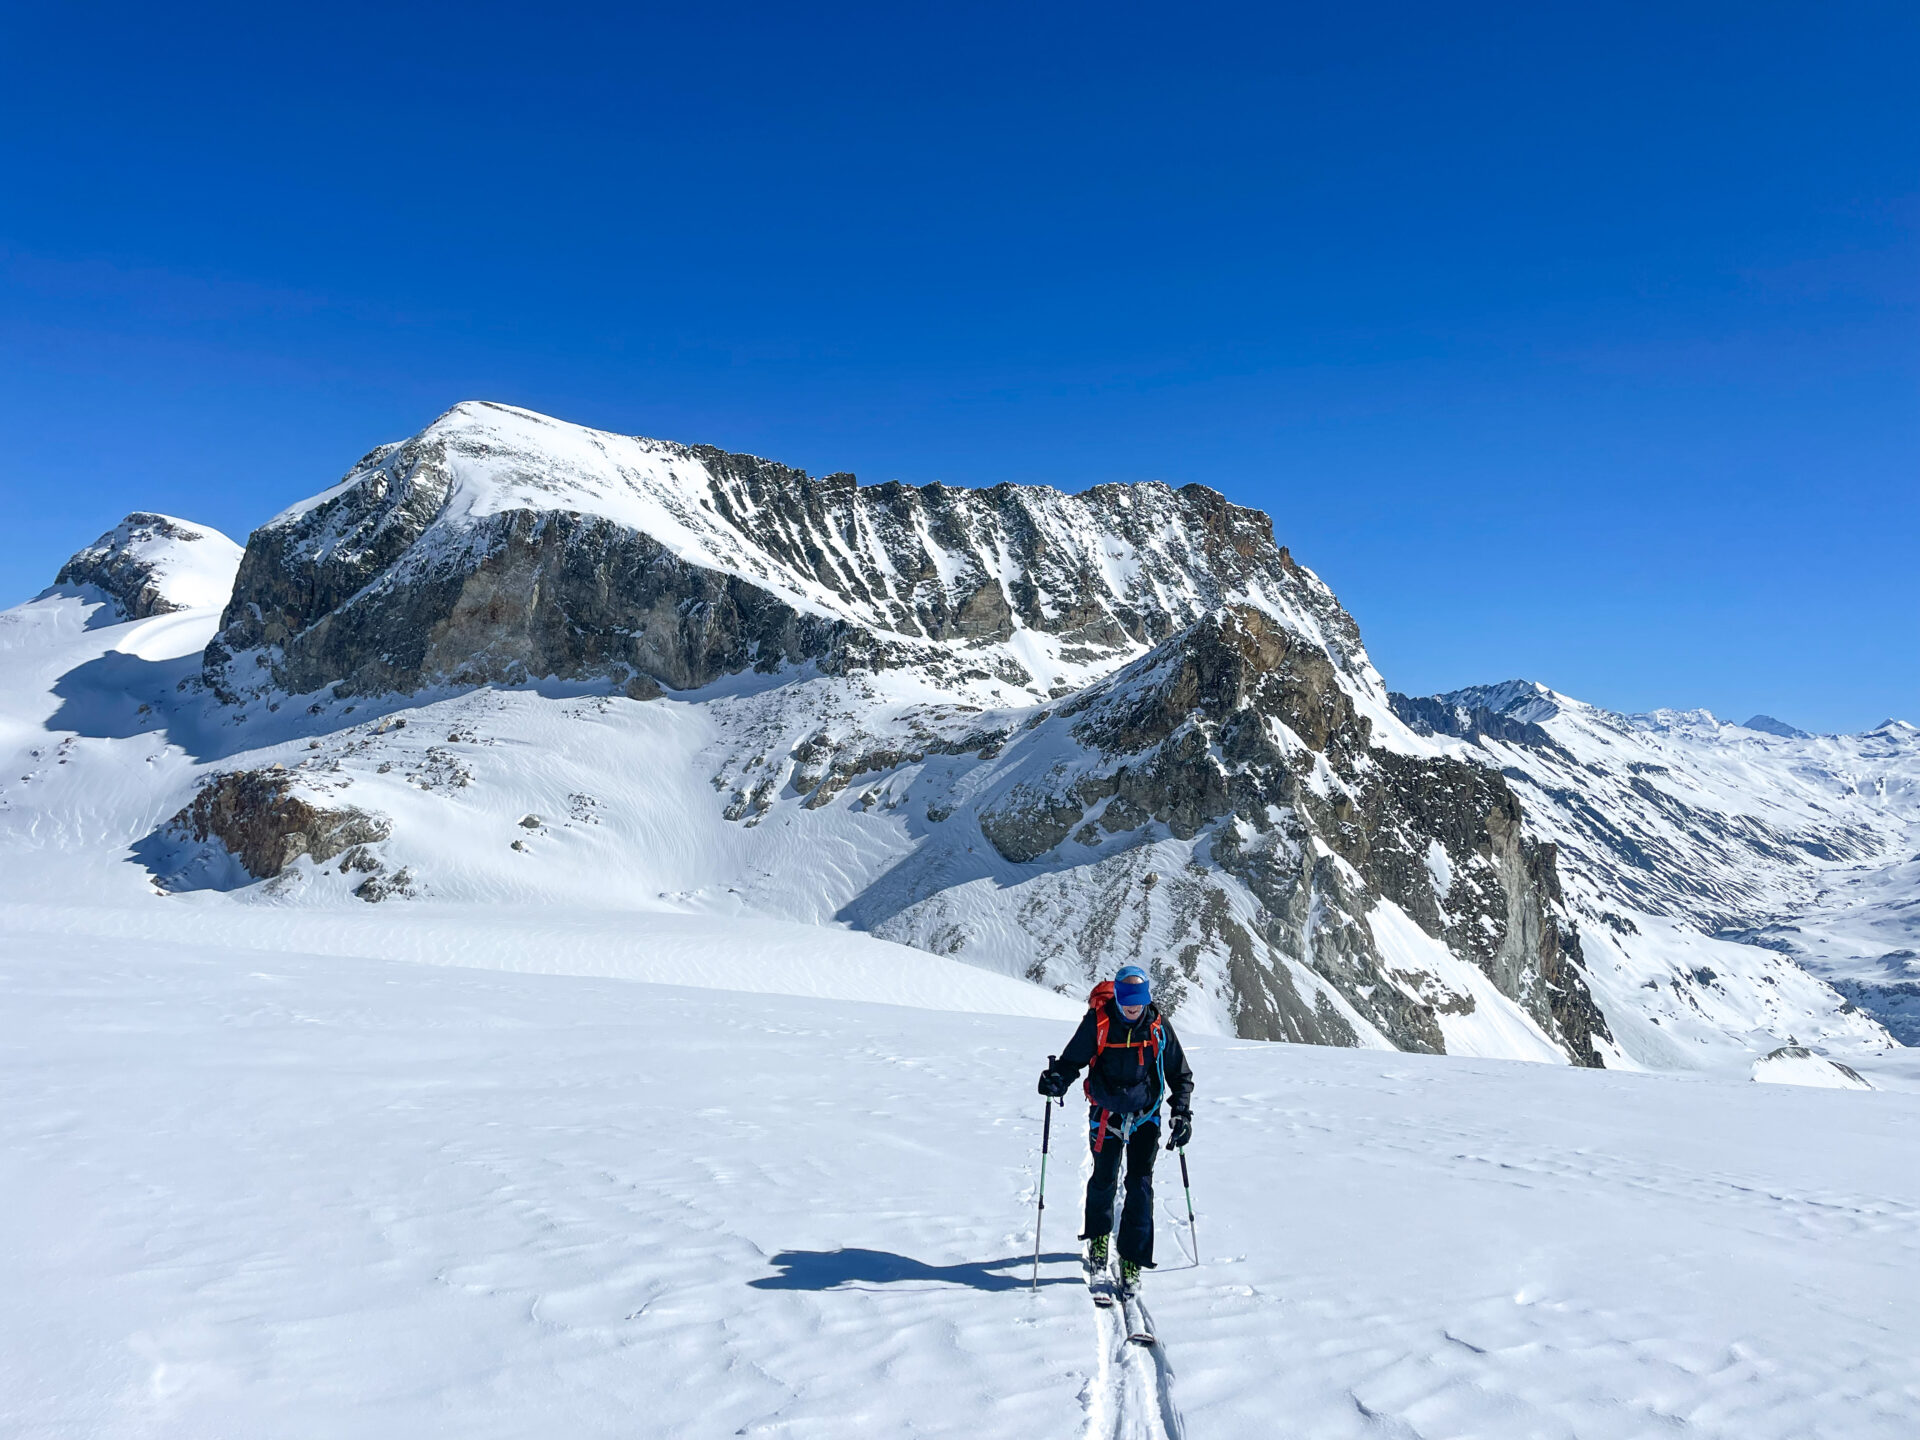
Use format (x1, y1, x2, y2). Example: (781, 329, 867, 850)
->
(1037, 1067, 1071, 1099)
(1166, 1110, 1192, 1149)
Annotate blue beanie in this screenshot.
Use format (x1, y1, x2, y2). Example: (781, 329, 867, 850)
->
(1114, 966, 1151, 1008)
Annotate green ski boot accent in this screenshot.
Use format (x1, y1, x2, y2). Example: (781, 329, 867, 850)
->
(1118, 1259, 1142, 1296)
(1085, 1234, 1110, 1270)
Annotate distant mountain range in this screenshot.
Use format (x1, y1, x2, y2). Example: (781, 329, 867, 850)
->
(4, 400, 1910, 1066)
(1391, 684, 1919, 1050)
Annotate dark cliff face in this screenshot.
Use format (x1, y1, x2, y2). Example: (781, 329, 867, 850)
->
(920, 607, 1612, 1063)
(208, 432, 864, 698)
(217, 504, 862, 700)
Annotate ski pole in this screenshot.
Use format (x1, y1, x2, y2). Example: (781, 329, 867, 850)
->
(1177, 1146, 1199, 1267)
(1031, 1055, 1058, 1291)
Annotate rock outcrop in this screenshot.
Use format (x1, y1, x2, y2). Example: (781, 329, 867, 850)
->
(167, 770, 391, 880)
(1751, 1046, 1873, 1090)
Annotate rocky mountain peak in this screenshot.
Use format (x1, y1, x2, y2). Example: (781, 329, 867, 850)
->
(1389, 679, 1566, 750)
(204, 401, 1382, 708)
(857, 603, 1612, 1064)
(49, 512, 242, 621)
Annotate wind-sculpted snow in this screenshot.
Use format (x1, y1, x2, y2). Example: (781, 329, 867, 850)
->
(6, 926, 1917, 1438)
(1395, 682, 1914, 1058)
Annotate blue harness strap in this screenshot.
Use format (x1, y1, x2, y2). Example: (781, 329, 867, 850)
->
(1090, 1106, 1162, 1151)
(1088, 1027, 1169, 1152)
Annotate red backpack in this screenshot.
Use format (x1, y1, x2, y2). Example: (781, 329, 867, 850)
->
(1083, 980, 1166, 1149)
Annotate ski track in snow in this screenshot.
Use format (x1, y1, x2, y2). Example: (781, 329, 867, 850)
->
(1086, 1291, 1186, 1440)
(1071, 1138, 1188, 1440)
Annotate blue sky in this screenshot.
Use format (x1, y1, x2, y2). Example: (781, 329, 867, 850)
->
(3, 2, 1914, 730)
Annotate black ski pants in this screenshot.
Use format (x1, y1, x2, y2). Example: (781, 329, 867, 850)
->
(1080, 1110, 1159, 1266)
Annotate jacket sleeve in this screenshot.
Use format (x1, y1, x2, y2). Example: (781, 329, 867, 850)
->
(1052, 1010, 1100, 1078)
(1161, 1020, 1195, 1113)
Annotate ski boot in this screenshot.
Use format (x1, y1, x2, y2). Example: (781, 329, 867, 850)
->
(1084, 1233, 1110, 1277)
(1117, 1258, 1142, 1299)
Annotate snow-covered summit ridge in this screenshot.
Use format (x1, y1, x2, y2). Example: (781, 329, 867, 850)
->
(208, 400, 1392, 714)
(45, 512, 242, 621)
(1407, 676, 1910, 746)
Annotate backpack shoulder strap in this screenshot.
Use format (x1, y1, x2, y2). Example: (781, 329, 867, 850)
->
(1087, 981, 1115, 1057)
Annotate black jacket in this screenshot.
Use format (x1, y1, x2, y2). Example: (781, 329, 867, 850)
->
(1055, 999, 1194, 1118)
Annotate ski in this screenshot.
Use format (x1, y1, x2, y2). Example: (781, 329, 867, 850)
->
(1115, 1267, 1153, 1344)
(1086, 1258, 1116, 1307)
(1121, 1294, 1155, 1346)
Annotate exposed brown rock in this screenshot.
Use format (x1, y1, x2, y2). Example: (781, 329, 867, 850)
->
(168, 770, 391, 880)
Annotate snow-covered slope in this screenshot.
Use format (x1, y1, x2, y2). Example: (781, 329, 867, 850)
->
(7, 921, 1917, 1439)
(0, 583, 1602, 1066)
(1394, 683, 1916, 1059)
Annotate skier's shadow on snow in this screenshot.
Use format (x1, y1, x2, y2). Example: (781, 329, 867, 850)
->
(751, 1248, 1082, 1292)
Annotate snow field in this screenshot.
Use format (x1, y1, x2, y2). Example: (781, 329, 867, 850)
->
(6, 922, 1917, 1438)
(3, 929, 1093, 1439)
(0, 901, 1085, 1019)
